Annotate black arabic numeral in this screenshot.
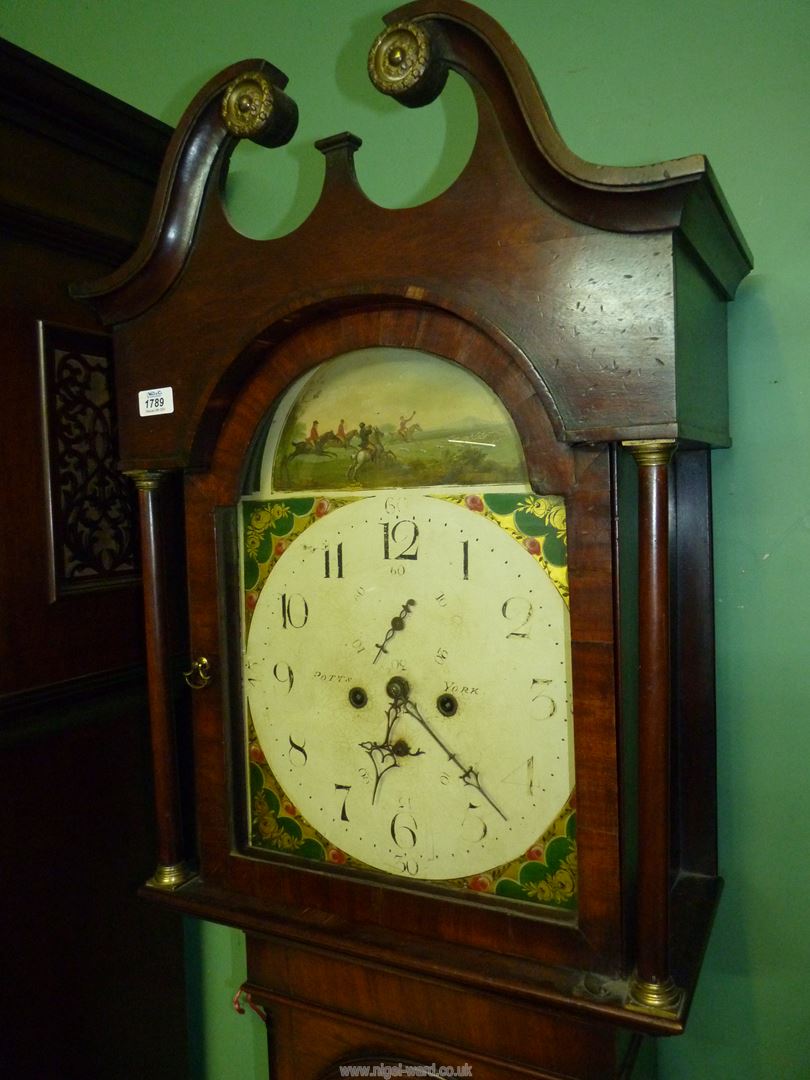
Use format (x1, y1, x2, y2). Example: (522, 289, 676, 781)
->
(382, 520, 419, 561)
(531, 677, 557, 719)
(502, 596, 532, 638)
(280, 591, 308, 629)
(324, 542, 344, 579)
(390, 811, 418, 849)
(273, 662, 294, 693)
(288, 735, 308, 767)
(462, 803, 488, 843)
(501, 755, 535, 795)
(335, 783, 351, 821)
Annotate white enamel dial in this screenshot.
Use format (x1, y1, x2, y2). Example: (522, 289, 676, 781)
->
(244, 491, 573, 881)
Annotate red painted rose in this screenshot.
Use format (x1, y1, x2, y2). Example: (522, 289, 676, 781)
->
(469, 874, 492, 892)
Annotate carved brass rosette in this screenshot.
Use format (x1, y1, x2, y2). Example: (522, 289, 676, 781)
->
(368, 21, 431, 97)
(221, 71, 275, 138)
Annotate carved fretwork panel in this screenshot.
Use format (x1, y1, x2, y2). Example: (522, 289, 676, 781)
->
(39, 322, 138, 598)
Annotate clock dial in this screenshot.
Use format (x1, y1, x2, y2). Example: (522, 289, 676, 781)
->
(244, 491, 573, 883)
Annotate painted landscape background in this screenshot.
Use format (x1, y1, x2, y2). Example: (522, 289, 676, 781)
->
(267, 347, 528, 492)
(274, 418, 528, 491)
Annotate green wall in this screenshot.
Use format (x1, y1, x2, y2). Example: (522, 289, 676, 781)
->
(3, 1, 808, 1076)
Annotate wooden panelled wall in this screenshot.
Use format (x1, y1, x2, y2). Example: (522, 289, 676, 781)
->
(0, 40, 189, 1078)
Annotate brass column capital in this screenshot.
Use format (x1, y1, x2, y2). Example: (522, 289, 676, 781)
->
(125, 468, 168, 491)
(622, 439, 677, 467)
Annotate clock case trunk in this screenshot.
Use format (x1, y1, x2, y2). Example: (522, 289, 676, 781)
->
(74, 1, 750, 1075)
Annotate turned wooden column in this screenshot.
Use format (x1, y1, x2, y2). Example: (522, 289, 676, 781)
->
(128, 470, 194, 889)
(623, 440, 682, 1014)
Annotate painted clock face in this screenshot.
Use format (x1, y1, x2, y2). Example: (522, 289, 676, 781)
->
(244, 491, 573, 882)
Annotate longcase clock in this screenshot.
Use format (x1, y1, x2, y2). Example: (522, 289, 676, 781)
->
(75, 3, 751, 1077)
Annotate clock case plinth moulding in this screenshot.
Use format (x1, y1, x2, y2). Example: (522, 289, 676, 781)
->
(75, 2, 751, 1076)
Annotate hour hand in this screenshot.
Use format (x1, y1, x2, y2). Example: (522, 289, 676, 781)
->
(373, 599, 416, 663)
(359, 681, 423, 803)
(358, 738, 399, 802)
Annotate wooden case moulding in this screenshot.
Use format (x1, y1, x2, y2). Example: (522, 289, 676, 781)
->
(73, 1, 750, 470)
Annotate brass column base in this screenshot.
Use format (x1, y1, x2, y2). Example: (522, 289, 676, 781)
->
(146, 861, 196, 891)
(626, 974, 685, 1019)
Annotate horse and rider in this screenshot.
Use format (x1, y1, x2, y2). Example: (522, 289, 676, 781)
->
(396, 411, 421, 441)
(347, 421, 396, 480)
(284, 412, 410, 481)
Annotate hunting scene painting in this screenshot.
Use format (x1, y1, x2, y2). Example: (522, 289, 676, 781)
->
(266, 348, 528, 494)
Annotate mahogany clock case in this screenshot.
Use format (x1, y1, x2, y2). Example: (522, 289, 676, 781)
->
(177, 303, 722, 1008)
(188, 303, 618, 970)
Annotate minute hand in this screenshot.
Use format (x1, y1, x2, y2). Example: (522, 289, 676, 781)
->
(400, 698, 507, 822)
